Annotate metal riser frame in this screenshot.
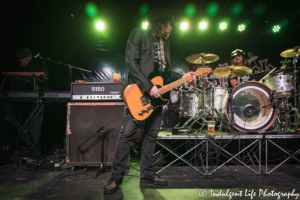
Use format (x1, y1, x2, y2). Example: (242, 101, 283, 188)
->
(154, 134, 262, 175)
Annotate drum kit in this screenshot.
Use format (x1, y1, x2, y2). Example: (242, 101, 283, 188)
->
(178, 46, 300, 133)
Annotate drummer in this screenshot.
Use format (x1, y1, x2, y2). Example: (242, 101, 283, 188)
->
(229, 49, 253, 87)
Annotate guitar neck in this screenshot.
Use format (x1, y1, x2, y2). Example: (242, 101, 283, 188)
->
(159, 68, 211, 94)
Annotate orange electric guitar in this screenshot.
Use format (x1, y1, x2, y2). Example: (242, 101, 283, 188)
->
(123, 68, 212, 121)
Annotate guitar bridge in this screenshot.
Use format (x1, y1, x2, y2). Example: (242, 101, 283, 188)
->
(138, 105, 154, 116)
(140, 95, 151, 106)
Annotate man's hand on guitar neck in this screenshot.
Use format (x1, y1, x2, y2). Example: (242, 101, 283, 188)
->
(183, 72, 196, 83)
(147, 86, 161, 99)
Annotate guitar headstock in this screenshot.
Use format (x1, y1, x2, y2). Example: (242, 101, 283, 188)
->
(195, 68, 212, 76)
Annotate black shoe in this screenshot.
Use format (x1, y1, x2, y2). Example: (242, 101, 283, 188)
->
(104, 178, 122, 194)
(140, 174, 168, 186)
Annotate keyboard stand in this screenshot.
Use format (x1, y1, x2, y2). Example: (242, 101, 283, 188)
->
(1, 100, 43, 163)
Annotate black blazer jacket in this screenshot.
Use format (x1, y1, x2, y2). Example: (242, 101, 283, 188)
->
(125, 28, 172, 93)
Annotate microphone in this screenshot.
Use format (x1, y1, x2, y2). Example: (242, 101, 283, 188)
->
(34, 53, 41, 59)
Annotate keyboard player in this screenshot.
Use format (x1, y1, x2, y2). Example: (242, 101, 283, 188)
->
(13, 48, 49, 91)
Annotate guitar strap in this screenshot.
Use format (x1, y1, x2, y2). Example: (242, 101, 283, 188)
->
(159, 38, 166, 72)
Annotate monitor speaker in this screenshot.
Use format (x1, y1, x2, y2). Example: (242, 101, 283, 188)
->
(65, 102, 124, 166)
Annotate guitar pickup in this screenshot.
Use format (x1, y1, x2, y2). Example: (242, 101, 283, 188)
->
(138, 105, 154, 116)
(140, 95, 151, 106)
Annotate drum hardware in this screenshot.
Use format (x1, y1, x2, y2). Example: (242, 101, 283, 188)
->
(258, 68, 276, 82)
(186, 53, 219, 65)
(279, 46, 300, 129)
(200, 76, 231, 132)
(211, 66, 252, 78)
(280, 60, 292, 63)
(292, 50, 299, 128)
(179, 106, 208, 130)
(176, 63, 230, 132)
(261, 93, 300, 132)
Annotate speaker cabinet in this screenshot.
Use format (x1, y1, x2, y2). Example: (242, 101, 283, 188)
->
(65, 102, 124, 166)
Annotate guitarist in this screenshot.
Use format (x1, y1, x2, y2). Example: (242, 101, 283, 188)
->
(104, 7, 195, 194)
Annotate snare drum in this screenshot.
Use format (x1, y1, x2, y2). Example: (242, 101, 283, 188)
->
(179, 91, 201, 118)
(264, 72, 293, 98)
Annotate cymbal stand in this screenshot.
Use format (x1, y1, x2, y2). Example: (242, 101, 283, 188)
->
(177, 65, 209, 130)
(203, 76, 230, 132)
(293, 53, 299, 129)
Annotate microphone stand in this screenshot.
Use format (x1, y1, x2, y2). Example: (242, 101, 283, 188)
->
(260, 93, 300, 132)
(75, 122, 110, 175)
(36, 55, 92, 89)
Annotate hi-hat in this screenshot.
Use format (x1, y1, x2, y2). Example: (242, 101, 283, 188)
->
(280, 46, 300, 58)
(212, 66, 252, 77)
(186, 53, 219, 64)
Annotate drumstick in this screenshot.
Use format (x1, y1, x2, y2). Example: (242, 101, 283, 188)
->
(259, 68, 276, 83)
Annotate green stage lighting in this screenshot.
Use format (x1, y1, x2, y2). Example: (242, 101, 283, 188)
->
(184, 3, 197, 18)
(238, 24, 245, 31)
(85, 2, 98, 18)
(199, 21, 207, 30)
(220, 22, 227, 30)
(142, 22, 148, 29)
(273, 25, 280, 32)
(96, 21, 105, 31)
(180, 22, 188, 31)
(230, 2, 244, 16)
(206, 2, 219, 17)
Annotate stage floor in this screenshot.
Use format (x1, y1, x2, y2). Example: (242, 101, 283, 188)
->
(0, 153, 300, 200)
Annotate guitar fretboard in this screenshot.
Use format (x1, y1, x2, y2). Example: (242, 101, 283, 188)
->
(159, 68, 211, 94)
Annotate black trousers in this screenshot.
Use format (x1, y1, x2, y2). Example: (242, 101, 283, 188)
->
(111, 107, 162, 180)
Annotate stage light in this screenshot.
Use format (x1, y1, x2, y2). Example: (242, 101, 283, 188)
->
(139, 4, 149, 17)
(238, 24, 245, 31)
(220, 22, 227, 30)
(272, 25, 280, 32)
(85, 2, 98, 18)
(180, 22, 188, 31)
(206, 2, 219, 17)
(199, 21, 207, 30)
(280, 19, 289, 27)
(184, 3, 197, 18)
(230, 2, 244, 16)
(142, 22, 148, 29)
(96, 21, 105, 31)
(253, 4, 266, 16)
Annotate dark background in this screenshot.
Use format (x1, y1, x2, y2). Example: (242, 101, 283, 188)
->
(0, 0, 300, 149)
(1, 0, 299, 90)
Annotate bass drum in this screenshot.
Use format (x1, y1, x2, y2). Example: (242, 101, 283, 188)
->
(222, 81, 278, 132)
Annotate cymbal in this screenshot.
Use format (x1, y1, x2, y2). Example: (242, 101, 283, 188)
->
(212, 66, 252, 77)
(186, 53, 219, 64)
(280, 46, 300, 58)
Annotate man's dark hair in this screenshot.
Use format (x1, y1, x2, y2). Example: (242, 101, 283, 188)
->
(147, 7, 176, 35)
(148, 21, 169, 35)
